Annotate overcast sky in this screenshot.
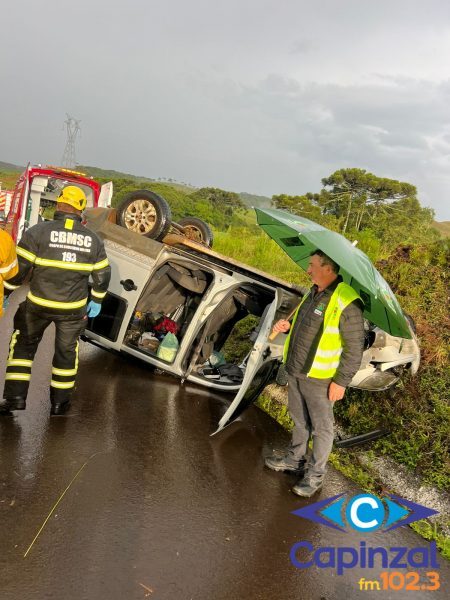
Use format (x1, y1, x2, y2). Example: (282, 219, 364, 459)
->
(1, 0, 450, 219)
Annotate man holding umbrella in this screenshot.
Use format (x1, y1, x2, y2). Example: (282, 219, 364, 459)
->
(266, 250, 364, 497)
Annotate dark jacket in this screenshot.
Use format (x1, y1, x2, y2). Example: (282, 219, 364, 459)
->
(285, 277, 364, 387)
(7, 212, 111, 316)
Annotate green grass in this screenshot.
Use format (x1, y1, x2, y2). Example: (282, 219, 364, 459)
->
(213, 227, 310, 286)
(0, 170, 21, 189)
(432, 220, 450, 238)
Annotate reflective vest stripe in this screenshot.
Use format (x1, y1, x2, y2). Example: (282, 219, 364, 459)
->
(315, 348, 343, 358)
(50, 380, 75, 389)
(309, 359, 341, 369)
(0, 258, 17, 274)
(324, 326, 340, 334)
(5, 373, 31, 381)
(7, 359, 33, 368)
(91, 289, 107, 299)
(27, 292, 88, 310)
(16, 247, 36, 263)
(92, 258, 109, 270)
(35, 257, 94, 271)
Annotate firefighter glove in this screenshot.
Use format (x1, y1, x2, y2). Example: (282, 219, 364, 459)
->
(87, 300, 101, 318)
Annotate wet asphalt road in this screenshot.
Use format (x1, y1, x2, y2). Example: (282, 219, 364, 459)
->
(0, 294, 449, 600)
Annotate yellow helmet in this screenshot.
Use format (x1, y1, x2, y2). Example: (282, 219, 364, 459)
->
(58, 186, 87, 211)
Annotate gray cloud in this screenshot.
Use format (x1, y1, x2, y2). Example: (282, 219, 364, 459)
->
(1, 0, 449, 218)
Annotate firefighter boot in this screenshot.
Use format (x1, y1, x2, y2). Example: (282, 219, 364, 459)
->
(0, 397, 26, 412)
(50, 401, 71, 416)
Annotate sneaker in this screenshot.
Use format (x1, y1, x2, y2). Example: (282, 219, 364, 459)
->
(292, 477, 324, 498)
(264, 454, 305, 474)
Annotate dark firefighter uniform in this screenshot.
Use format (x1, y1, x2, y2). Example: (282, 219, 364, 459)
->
(3, 210, 111, 409)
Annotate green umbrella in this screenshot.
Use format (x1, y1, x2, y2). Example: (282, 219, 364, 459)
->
(255, 207, 412, 339)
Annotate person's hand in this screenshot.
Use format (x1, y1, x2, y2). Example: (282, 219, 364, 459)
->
(86, 301, 101, 318)
(328, 382, 346, 402)
(272, 319, 291, 334)
(2, 296, 9, 311)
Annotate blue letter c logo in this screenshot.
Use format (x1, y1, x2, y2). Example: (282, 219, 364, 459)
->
(346, 495, 385, 532)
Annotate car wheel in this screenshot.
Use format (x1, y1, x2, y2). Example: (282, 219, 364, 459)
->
(117, 190, 172, 239)
(177, 217, 214, 247)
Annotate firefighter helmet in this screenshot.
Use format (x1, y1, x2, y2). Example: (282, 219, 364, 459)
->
(58, 186, 87, 211)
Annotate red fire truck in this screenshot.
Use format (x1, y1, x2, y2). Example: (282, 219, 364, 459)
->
(0, 164, 113, 242)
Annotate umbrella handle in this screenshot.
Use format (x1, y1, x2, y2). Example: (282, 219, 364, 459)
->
(268, 305, 299, 341)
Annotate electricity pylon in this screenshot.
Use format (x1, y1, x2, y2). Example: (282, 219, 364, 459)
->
(61, 114, 81, 168)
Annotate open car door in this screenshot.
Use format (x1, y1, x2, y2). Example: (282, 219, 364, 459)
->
(211, 291, 280, 435)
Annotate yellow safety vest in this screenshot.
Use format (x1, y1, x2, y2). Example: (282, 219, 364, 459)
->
(283, 282, 361, 379)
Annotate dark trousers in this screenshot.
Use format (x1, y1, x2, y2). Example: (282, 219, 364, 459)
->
(287, 374, 334, 479)
(3, 301, 86, 405)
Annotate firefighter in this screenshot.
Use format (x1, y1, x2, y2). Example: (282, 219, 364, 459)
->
(0, 229, 18, 317)
(0, 186, 111, 415)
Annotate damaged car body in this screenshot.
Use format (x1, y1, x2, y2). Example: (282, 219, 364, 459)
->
(82, 207, 420, 436)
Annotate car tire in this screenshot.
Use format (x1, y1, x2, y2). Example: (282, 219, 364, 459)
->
(177, 217, 214, 247)
(116, 190, 172, 239)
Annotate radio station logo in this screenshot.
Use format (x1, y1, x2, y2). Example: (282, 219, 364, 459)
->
(289, 492, 441, 591)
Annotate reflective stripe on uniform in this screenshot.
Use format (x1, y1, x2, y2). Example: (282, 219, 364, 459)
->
(92, 258, 109, 270)
(8, 330, 20, 360)
(52, 367, 77, 376)
(51, 340, 79, 380)
(27, 292, 88, 310)
(5, 373, 31, 381)
(0, 258, 18, 274)
(50, 380, 75, 389)
(91, 289, 107, 299)
(35, 257, 94, 271)
(7, 359, 33, 368)
(4, 281, 19, 290)
(16, 247, 37, 263)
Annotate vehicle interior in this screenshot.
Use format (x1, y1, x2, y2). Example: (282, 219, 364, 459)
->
(123, 259, 214, 363)
(122, 257, 277, 382)
(185, 283, 276, 385)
